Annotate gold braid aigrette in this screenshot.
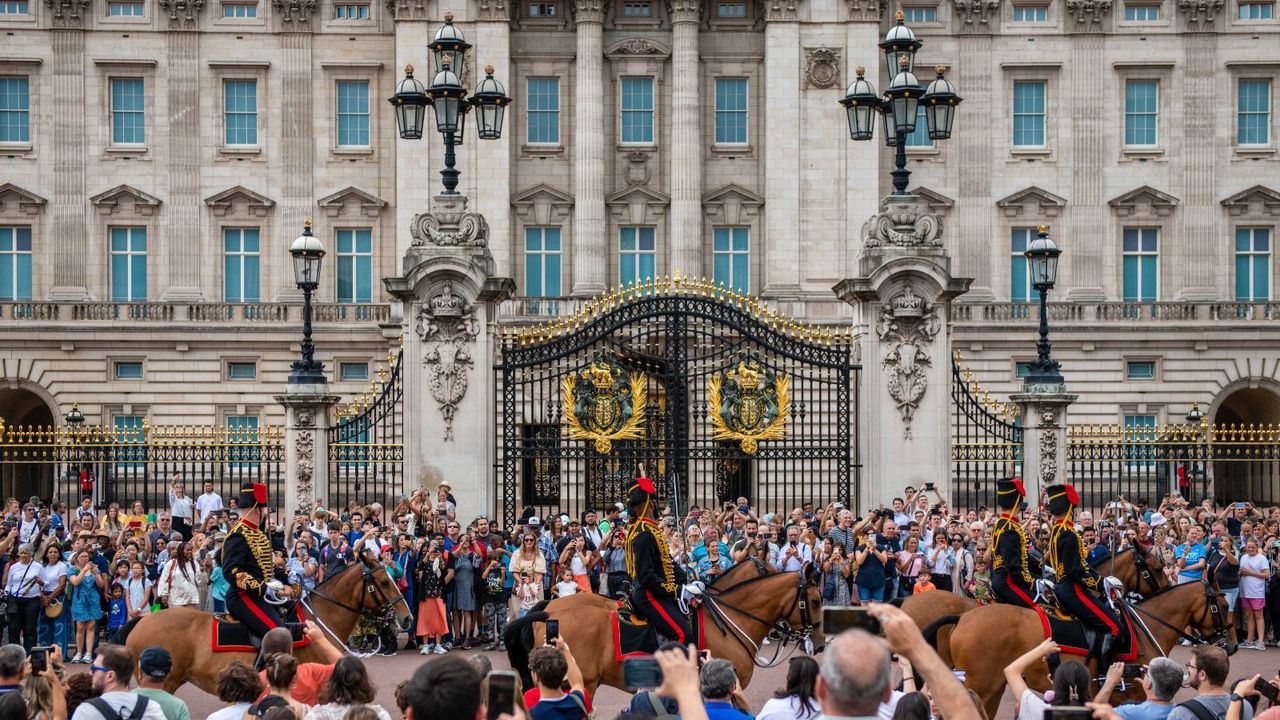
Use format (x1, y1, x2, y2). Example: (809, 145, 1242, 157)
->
(228, 519, 273, 592)
(626, 517, 678, 594)
(1048, 519, 1097, 590)
(991, 513, 1034, 584)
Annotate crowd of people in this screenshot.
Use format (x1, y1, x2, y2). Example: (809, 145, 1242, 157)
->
(0, 474, 1279, 720)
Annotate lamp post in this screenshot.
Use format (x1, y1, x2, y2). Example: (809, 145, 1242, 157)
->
(388, 13, 511, 196)
(64, 404, 84, 494)
(289, 219, 326, 385)
(839, 11, 962, 195)
(1023, 225, 1064, 387)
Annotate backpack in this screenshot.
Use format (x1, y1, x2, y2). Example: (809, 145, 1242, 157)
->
(638, 691, 676, 720)
(1176, 699, 1227, 720)
(85, 695, 149, 720)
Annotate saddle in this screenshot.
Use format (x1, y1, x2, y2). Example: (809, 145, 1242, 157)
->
(610, 599, 703, 661)
(1032, 603, 1138, 663)
(211, 616, 310, 654)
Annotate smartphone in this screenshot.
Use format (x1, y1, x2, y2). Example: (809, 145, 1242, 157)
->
(622, 656, 664, 691)
(486, 670, 519, 720)
(29, 646, 50, 674)
(1257, 680, 1280, 704)
(1122, 663, 1146, 679)
(545, 619, 559, 644)
(1043, 708, 1093, 720)
(823, 606, 881, 636)
(922, 483, 936, 492)
(1236, 502, 1246, 509)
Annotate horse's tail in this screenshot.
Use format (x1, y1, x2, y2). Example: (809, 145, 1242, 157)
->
(112, 616, 145, 645)
(922, 614, 960, 649)
(503, 602, 550, 690)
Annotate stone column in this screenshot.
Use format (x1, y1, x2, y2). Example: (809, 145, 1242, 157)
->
(475, 6, 513, 278)
(1010, 390, 1076, 504)
(160, 3, 203, 300)
(763, 2, 800, 295)
(47, 18, 88, 301)
(669, 0, 702, 278)
(1065, 32, 1105, 300)
(572, 0, 607, 295)
(385, 195, 514, 513)
(392, 0, 434, 263)
(276, 383, 340, 516)
(834, 194, 971, 508)
(1178, 32, 1218, 300)
(954, 31, 995, 299)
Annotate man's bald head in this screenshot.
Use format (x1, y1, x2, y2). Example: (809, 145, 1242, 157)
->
(818, 630, 892, 717)
(262, 628, 294, 655)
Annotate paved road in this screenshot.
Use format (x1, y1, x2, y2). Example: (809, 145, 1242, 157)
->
(165, 642, 1280, 719)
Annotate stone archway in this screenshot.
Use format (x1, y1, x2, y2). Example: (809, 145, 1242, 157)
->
(1209, 380, 1280, 503)
(0, 380, 59, 503)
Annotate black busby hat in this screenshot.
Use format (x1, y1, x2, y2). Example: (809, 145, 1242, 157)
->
(1045, 483, 1079, 516)
(237, 481, 267, 509)
(996, 477, 1026, 510)
(626, 475, 656, 509)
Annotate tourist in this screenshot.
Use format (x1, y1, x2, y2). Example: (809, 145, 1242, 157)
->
(301, 656, 391, 720)
(758, 657, 821, 720)
(205, 662, 264, 720)
(527, 638, 586, 720)
(260, 653, 310, 719)
(5, 544, 43, 651)
(36, 542, 69, 656)
(66, 551, 103, 664)
(134, 647, 190, 720)
(156, 542, 202, 610)
(71, 644, 166, 720)
(1169, 645, 1253, 720)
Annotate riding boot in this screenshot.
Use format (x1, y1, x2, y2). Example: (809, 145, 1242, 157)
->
(1098, 634, 1117, 680)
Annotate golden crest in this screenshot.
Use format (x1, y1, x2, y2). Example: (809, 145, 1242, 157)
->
(562, 357, 647, 455)
(708, 355, 790, 455)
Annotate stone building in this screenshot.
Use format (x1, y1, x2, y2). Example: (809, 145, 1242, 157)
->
(0, 0, 1278, 507)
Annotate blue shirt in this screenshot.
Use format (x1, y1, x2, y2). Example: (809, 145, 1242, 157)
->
(530, 690, 587, 720)
(108, 597, 127, 629)
(703, 700, 754, 720)
(1115, 702, 1174, 720)
(1176, 542, 1207, 580)
(1087, 544, 1110, 566)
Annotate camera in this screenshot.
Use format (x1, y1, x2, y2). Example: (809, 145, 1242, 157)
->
(823, 606, 881, 635)
(622, 657, 664, 691)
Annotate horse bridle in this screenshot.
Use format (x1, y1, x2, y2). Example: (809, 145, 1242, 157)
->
(1100, 544, 1163, 597)
(298, 560, 406, 655)
(700, 566, 819, 667)
(1123, 579, 1232, 651)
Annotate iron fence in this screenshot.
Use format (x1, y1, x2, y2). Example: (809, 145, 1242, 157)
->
(328, 347, 405, 512)
(950, 352, 1023, 511)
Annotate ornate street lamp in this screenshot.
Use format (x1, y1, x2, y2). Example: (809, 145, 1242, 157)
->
(288, 219, 327, 385)
(1186, 404, 1205, 426)
(838, 11, 962, 195)
(64, 404, 85, 487)
(1022, 225, 1064, 387)
(389, 14, 511, 196)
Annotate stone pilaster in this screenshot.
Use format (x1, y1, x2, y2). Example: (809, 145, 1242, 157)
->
(386, 195, 514, 512)
(475, 19, 513, 278)
(1178, 33, 1218, 300)
(1065, 34, 1106, 300)
(393, 6, 433, 265)
(571, 0, 606, 295)
(161, 31, 204, 301)
(276, 384, 340, 515)
(279, 30, 315, 299)
(954, 34, 995, 300)
(47, 29, 88, 301)
(835, 194, 971, 507)
(763, 8, 800, 295)
(669, 0, 702, 279)
(1010, 390, 1076, 504)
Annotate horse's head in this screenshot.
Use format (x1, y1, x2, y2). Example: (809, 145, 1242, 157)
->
(1131, 544, 1170, 595)
(785, 562, 824, 652)
(357, 548, 415, 632)
(1193, 577, 1237, 655)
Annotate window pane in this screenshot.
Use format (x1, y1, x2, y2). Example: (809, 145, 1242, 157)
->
(1012, 81, 1046, 146)
(621, 77, 654, 144)
(904, 105, 933, 147)
(336, 80, 370, 146)
(0, 77, 30, 144)
(224, 79, 258, 146)
(111, 78, 145, 144)
(1124, 80, 1158, 146)
(714, 78, 748, 144)
(527, 78, 561, 144)
(1238, 79, 1271, 145)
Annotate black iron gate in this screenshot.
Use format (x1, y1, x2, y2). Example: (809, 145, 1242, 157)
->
(328, 348, 404, 512)
(950, 352, 1022, 511)
(494, 279, 859, 527)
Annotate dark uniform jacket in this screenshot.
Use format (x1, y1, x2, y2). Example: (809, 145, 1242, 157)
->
(626, 518, 686, 597)
(1047, 519, 1100, 590)
(991, 512, 1034, 584)
(222, 518, 276, 595)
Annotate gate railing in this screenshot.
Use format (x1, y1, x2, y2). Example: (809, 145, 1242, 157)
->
(0, 416, 285, 512)
(1068, 414, 1280, 507)
(328, 346, 404, 512)
(950, 351, 1022, 511)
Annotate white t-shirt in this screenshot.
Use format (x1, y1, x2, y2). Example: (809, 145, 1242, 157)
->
(206, 702, 252, 720)
(1240, 552, 1270, 598)
(195, 492, 224, 520)
(758, 694, 822, 720)
(70, 691, 168, 720)
(554, 580, 578, 597)
(1017, 689, 1048, 720)
(36, 561, 67, 593)
(168, 490, 193, 521)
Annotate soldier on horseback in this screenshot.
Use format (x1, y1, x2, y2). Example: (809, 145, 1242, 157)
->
(624, 472, 694, 644)
(990, 477, 1036, 608)
(1045, 483, 1121, 673)
(221, 482, 302, 642)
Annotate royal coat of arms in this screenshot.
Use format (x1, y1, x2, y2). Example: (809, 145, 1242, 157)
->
(708, 356, 791, 455)
(562, 359, 648, 455)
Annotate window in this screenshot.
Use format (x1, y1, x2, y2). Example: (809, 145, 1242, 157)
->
(717, 1, 746, 15)
(339, 362, 369, 381)
(227, 416, 260, 469)
(714, 78, 748, 145)
(1124, 3, 1160, 18)
(1239, 1, 1274, 17)
(621, 77, 654, 144)
(1123, 414, 1157, 468)
(524, 227, 562, 297)
(904, 105, 933, 147)
(619, 227, 656, 286)
(623, 1, 650, 14)
(1122, 227, 1159, 302)
(1012, 80, 1046, 147)
(110, 227, 147, 302)
(1011, 4, 1048, 20)
(1015, 361, 1034, 379)
(1010, 228, 1034, 302)
(0, 226, 31, 301)
(223, 79, 258, 146)
(1126, 361, 1156, 380)
(1238, 79, 1271, 146)
(336, 228, 372, 303)
(114, 415, 146, 469)
(110, 78, 145, 145)
(0, 1, 29, 13)
(336, 80, 370, 147)
(1236, 227, 1271, 301)
(223, 227, 260, 303)
(1124, 80, 1158, 146)
(113, 361, 144, 380)
(526, 78, 560, 144)
(528, 1, 555, 15)
(227, 361, 257, 380)
(902, 5, 936, 21)
(712, 227, 749, 294)
(107, 0, 144, 14)
(222, 2, 257, 15)
(0, 77, 30, 144)
(334, 3, 369, 17)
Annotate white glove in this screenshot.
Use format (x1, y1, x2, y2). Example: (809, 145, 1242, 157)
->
(683, 580, 705, 596)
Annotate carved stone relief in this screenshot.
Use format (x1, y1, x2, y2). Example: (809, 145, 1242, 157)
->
(845, 0, 881, 21)
(410, 205, 490, 247)
(804, 47, 842, 90)
(157, 0, 204, 26)
(272, 0, 316, 23)
(861, 206, 944, 248)
(953, 0, 1000, 24)
(1178, 0, 1223, 25)
(1065, 0, 1112, 22)
(876, 284, 942, 438)
(1037, 408, 1059, 484)
(44, 0, 90, 23)
(295, 429, 315, 508)
(477, 0, 509, 20)
(416, 283, 482, 441)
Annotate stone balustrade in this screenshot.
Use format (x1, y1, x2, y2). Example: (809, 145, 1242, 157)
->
(0, 301, 391, 324)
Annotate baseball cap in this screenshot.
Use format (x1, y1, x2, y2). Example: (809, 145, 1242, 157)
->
(248, 695, 290, 717)
(139, 647, 172, 679)
(527, 517, 542, 527)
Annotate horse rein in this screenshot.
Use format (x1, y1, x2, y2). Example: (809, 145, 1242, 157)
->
(298, 561, 406, 657)
(700, 567, 817, 668)
(1120, 579, 1231, 655)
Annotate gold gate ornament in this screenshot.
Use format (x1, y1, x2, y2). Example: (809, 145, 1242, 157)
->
(562, 360, 648, 455)
(708, 358, 791, 455)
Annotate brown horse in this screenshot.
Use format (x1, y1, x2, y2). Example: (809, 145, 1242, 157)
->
(901, 545, 1168, 665)
(505, 562, 823, 694)
(123, 549, 413, 694)
(947, 579, 1235, 719)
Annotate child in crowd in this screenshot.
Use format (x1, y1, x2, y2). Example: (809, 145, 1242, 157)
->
(552, 568, 578, 598)
(913, 575, 936, 594)
(518, 572, 541, 618)
(969, 557, 992, 604)
(106, 584, 128, 636)
(482, 543, 509, 651)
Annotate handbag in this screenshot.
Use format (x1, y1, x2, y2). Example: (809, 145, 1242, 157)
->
(44, 597, 63, 619)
